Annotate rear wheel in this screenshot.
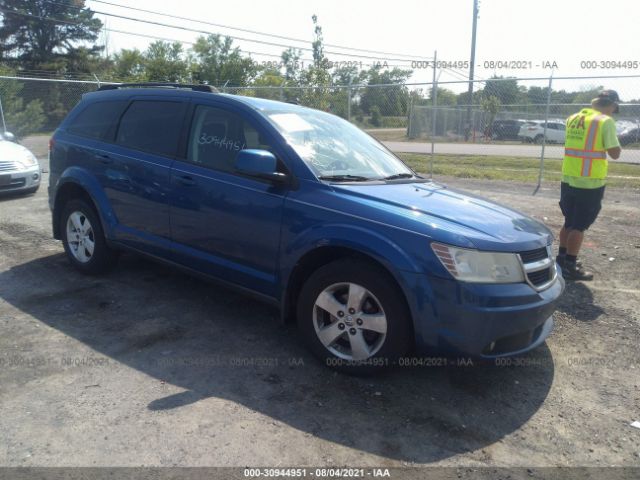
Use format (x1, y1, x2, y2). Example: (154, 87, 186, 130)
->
(296, 259, 412, 374)
(60, 199, 118, 274)
(534, 134, 545, 144)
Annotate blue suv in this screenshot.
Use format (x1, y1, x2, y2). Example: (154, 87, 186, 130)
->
(49, 83, 564, 373)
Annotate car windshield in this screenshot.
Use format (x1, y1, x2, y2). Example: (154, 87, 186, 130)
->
(264, 108, 414, 181)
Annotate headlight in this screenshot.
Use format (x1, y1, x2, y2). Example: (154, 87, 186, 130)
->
(15, 155, 38, 169)
(431, 242, 525, 284)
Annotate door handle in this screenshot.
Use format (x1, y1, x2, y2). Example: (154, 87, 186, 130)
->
(95, 153, 113, 164)
(177, 175, 196, 186)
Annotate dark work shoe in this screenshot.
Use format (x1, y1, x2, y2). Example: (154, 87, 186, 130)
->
(556, 255, 582, 269)
(562, 261, 593, 281)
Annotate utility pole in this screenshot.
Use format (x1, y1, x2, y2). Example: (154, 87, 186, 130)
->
(465, 0, 479, 141)
(0, 95, 6, 133)
(430, 50, 437, 179)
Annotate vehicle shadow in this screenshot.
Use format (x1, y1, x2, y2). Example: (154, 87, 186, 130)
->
(0, 190, 38, 200)
(0, 252, 555, 463)
(556, 281, 605, 322)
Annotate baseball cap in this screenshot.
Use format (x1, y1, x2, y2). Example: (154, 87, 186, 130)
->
(595, 90, 622, 113)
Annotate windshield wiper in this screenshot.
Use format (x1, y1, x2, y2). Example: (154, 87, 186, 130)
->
(382, 173, 415, 181)
(318, 174, 372, 182)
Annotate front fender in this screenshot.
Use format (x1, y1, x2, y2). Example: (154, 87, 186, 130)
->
(283, 223, 421, 275)
(279, 223, 436, 346)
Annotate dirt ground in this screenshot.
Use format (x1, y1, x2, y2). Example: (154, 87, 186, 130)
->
(0, 157, 639, 470)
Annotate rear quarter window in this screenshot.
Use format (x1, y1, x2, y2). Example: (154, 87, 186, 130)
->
(115, 100, 186, 157)
(67, 101, 128, 140)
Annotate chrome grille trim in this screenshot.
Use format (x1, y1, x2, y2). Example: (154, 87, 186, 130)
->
(0, 161, 18, 172)
(518, 245, 557, 292)
(523, 257, 553, 273)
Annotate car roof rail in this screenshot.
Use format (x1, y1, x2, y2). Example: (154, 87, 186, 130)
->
(98, 82, 219, 93)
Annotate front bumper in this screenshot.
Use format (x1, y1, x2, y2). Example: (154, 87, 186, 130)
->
(406, 270, 565, 357)
(0, 165, 41, 193)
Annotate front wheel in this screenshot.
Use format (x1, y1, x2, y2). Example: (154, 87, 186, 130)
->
(296, 259, 412, 374)
(60, 199, 118, 274)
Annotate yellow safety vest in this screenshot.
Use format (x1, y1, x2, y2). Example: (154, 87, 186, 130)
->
(562, 108, 609, 186)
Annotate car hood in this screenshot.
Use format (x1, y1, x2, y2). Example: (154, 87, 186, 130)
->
(0, 140, 36, 162)
(332, 181, 552, 251)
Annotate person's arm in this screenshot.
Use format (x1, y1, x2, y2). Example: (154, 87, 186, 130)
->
(607, 146, 621, 159)
(602, 118, 621, 159)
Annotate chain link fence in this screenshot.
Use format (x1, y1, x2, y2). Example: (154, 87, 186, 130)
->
(2, 74, 639, 189)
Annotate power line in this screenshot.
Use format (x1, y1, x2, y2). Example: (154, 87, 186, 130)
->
(38, 0, 429, 63)
(0, 8, 306, 64)
(88, 0, 431, 61)
(107, 28, 418, 69)
(0, 7, 426, 81)
(1, 6, 422, 69)
(0, 8, 416, 70)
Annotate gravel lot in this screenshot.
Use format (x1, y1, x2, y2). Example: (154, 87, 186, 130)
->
(0, 157, 639, 469)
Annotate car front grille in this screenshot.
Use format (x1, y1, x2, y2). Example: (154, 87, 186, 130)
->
(0, 160, 19, 172)
(519, 246, 555, 290)
(519, 247, 548, 263)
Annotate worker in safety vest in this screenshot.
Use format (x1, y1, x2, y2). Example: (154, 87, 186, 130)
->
(557, 90, 622, 280)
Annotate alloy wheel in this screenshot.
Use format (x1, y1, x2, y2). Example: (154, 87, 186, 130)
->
(65, 211, 95, 263)
(313, 282, 388, 361)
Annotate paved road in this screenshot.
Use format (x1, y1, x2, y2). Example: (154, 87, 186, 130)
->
(383, 141, 640, 164)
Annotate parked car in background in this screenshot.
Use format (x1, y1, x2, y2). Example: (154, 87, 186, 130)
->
(0, 131, 41, 195)
(618, 126, 640, 146)
(490, 119, 527, 140)
(518, 121, 566, 144)
(49, 83, 564, 373)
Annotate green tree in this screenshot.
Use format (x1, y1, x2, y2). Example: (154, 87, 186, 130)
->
(370, 105, 382, 127)
(481, 95, 501, 137)
(429, 87, 457, 106)
(0, 0, 103, 71)
(301, 15, 331, 110)
(483, 76, 519, 105)
(359, 65, 412, 116)
(278, 47, 304, 103)
(111, 48, 146, 82)
(526, 86, 549, 105)
(190, 34, 257, 87)
(249, 67, 286, 100)
(281, 47, 304, 85)
(455, 89, 482, 106)
(144, 41, 189, 82)
(0, 67, 45, 137)
(571, 86, 604, 105)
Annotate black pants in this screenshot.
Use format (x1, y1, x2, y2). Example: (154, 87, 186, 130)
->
(559, 182, 605, 231)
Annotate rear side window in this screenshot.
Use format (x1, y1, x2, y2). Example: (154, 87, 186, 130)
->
(67, 101, 128, 140)
(116, 101, 186, 157)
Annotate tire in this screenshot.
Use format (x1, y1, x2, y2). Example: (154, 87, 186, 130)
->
(60, 198, 118, 274)
(296, 258, 412, 374)
(534, 134, 545, 144)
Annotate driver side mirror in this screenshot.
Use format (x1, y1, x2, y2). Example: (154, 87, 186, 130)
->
(3, 131, 17, 143)
(235, 149, 288, 184)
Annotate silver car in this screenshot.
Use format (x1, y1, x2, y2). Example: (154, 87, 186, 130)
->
(0, 132, 41, 195)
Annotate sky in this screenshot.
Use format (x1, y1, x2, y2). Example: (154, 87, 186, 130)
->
(89, 0, 640, 97)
